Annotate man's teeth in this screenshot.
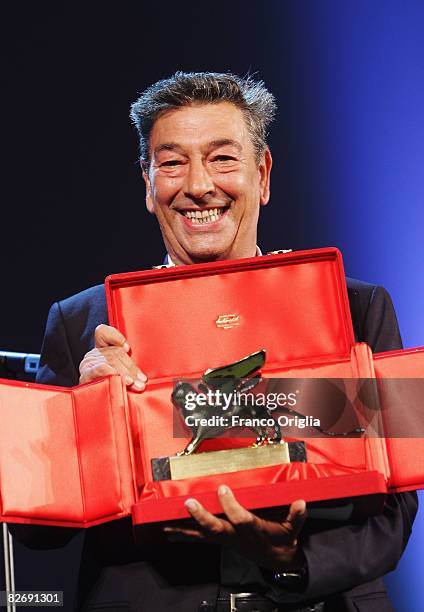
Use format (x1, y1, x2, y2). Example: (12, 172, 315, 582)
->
(183, 208, 224, 224)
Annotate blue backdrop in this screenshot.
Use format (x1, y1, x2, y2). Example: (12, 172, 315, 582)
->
(268, 2, 424, 609)
(2, 2, 423, 609)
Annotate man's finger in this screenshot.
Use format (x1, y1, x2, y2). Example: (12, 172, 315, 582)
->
(217, 485, 257, 528)
(184, 498, 233, 539)
(284, 499, 307, 542)
(162, 526, 206, 541)
(163, 532, 206, 543)
(79, 361, 116, 384)
(79, 346, 147, 390)
(113, 349, 147, 389)
(95, 324, 130, 351)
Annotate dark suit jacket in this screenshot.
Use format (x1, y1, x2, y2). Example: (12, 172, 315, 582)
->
(14, 278, 418, 611)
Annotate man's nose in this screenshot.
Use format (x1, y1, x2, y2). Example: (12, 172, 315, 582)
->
(183, 158, 215, 200)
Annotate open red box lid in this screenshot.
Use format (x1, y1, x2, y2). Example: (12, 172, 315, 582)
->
(0, 375, 137, 527)
(105, 249, 392, 524)
(106, 248, 355, 379)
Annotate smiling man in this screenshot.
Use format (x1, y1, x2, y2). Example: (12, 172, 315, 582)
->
(143, 101, 272, 264)
(28, 73, 417, 612)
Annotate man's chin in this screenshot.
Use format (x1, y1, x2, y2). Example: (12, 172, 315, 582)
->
(182, 245, 232, 264)
(185, 251, 227, 264)
(177, 237, 234, 264)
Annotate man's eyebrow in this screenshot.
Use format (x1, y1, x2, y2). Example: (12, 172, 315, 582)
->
(153, 139, 243, 156)
(208, 139, 242, 152)
(153, 143, 184, 155)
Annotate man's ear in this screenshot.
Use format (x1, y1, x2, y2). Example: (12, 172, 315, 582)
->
(259, 148, 272, 206)
(141, 161, 155, 214)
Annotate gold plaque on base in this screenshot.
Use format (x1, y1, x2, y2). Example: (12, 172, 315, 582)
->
(151, 441, 306, 481)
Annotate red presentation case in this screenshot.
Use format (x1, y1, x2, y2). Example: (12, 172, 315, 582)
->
(105, 248, 424, 524)
(1, 248, 424, 527)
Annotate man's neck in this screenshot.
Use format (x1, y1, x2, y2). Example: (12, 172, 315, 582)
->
(165, 246, 263, 267)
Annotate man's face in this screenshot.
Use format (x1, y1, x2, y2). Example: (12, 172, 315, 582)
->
(143, 102, 272, 265)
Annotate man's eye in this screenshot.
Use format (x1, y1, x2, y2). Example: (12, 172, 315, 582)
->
(212, 155, 236, 162)
(160, 160, 182, 167)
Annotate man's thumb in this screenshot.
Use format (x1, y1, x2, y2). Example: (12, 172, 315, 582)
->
(95, 324, 129, 350)
(285, 499, 307, 542)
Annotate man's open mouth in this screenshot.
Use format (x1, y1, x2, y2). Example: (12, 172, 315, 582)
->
(179, 207, 228, 225)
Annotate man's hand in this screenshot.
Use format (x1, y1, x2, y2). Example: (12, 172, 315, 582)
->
(164, 485, 306, 572)
(79, 324, 147, 391)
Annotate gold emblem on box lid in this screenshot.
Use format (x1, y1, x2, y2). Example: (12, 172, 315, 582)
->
(215, 313, 240, 329)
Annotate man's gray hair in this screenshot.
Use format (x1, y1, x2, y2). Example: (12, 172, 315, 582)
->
(130, 71, 276, 164)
